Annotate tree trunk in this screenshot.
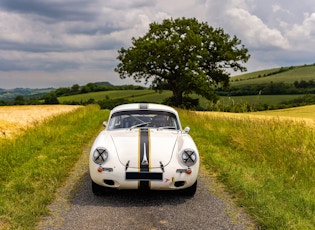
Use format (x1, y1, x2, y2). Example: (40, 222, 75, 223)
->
(173, 90, 183, 107)
(169, 76, 183, 107)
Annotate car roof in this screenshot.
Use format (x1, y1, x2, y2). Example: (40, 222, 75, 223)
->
(110, 103, 178, 115)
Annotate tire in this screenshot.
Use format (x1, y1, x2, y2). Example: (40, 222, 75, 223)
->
(181, 180, 197, 197)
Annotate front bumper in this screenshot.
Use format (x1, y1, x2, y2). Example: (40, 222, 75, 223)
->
(90, 165, 199, 190)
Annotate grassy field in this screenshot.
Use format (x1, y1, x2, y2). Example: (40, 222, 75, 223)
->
(252, 104, 315, 120)
(0, 105, 109, 229)
(219, 94, 307, 105)
(58, 90, 211, 109)
(58, 90, 157, 103)
(179, 106, 315, 229)
(0, 105, 82, 138)
(57, 87, 314, 112)
(231, 64, 315, 86)
(0, 104, 314, 229)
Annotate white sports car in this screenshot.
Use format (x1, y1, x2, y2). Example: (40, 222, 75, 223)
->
(89, 103, 199, 196)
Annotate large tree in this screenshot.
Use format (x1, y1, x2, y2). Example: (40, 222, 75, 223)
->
(115, 17, 250, 106)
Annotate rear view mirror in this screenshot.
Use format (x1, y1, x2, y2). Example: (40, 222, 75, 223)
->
(103, 121, 108, 127)
(184, 126, 190, 133)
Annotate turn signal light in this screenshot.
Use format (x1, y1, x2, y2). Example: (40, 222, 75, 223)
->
(186, 168, 192, 174)
(97, 167, 103, 173)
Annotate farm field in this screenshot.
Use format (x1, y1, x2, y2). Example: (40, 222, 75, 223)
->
(56, 88, 314, 112)
(0, 105, 109, 229)
(58, 90, 211, 108)
(0, 105, 82, 138)
(0, 104, 314, 229)
(230, 64, 315, 86)
(251, 104, 315, 120)
(180, 105, 315, 229)
(219, 94, 307, 105)
(58, 90, 157, 103)
(200, 105, 315, 123)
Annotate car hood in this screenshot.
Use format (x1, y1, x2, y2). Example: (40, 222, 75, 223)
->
(110, 129, 180, 168)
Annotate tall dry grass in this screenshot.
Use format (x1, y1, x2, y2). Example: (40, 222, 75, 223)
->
(0, 105, 109, 229)
(0, 105, 82, 138)
(179, 109, 315, 229)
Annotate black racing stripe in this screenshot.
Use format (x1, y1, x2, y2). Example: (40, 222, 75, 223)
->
(139, 103, 148, 110)
(139, 129, 150, 189)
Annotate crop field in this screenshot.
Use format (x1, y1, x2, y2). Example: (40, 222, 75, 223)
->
(219, 94, 307, 105)
(58, 90, 157, 103)
(0, 105, 82, 138)
(0, 105, 109, 229)
(231, 64, 315, 86)
(199, 105, 315, 127)
(252, 104, 315, 120)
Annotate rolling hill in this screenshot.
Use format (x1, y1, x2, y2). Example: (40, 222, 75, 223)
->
(230, 64, 315, 86)
(0, 88, 54, 101)
(54, 64, 315, 111)
(1, 64, 314, 110)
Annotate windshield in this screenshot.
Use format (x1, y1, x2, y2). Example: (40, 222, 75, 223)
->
(107, 110, 180, 130)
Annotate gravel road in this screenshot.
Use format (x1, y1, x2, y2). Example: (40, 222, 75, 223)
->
(37, 146, 256, 230)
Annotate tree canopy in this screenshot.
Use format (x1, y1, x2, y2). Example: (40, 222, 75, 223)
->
(115, 17, 250, 107)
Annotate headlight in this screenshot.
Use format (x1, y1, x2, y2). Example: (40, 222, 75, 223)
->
(92, 147, 108, 164)
(181, 149, 197, 166)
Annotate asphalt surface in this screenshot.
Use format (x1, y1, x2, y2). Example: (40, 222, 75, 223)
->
(37, 147, 255, 230)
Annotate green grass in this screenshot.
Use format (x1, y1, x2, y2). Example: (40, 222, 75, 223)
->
(219, 94, 308, 105)
(58, 90, 158, 103)
(251, 105, 315, 119)
(58, 89, 211, 109)
(129, 91, 172, 103)
(179, 109, 315, 229)
(57, 88, 313, 112)
(231, 67, 284, 81)
(0, 105, 109, 229)
(231, 64, 315, 86)
(2, 103, 314, 229)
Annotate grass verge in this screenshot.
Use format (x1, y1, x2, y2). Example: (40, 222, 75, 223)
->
(179, 110, 315, 229)
(0, 105, 109, 229)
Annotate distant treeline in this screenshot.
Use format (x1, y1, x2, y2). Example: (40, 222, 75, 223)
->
(216, 80, 315, 96)
(54, 82, 146, 97)
(0, 82, 146, 107)
(1, 80, 315, 112)
(230, 66, 295, 83)
(208, 94, 315, 113)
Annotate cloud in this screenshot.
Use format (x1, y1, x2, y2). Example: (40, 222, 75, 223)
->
(0, 0, 105, 22)
(286, 13, 315, 50)
(0, 0, 161, 88)
(0, 0, 315, 88)
(225, 8, 290, 49)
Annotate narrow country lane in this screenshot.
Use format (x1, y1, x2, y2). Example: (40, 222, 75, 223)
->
(37, 147, 255, 230)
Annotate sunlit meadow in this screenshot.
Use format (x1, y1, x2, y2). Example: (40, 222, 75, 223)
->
(179, 109, 315, 229)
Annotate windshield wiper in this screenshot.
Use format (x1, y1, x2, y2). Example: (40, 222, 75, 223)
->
(130, 122, 151, 129)
(157, 126, 177, 130)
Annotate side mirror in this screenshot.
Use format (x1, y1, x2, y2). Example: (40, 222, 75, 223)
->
(184, 126, 190, 133)
(103, 121, 108, 127)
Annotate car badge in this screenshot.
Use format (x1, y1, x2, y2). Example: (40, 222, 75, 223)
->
(141, 143, 149, 165)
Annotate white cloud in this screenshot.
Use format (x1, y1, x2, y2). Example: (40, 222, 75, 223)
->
(0, 0, 315, 88)
(225, 8, 290, 49)
(286, 12, 315, 50)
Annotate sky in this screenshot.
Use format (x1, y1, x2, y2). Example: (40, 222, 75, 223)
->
(0, 0, 315, 89)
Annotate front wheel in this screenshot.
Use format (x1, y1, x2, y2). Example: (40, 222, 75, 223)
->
(181, 180, 197, 197)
